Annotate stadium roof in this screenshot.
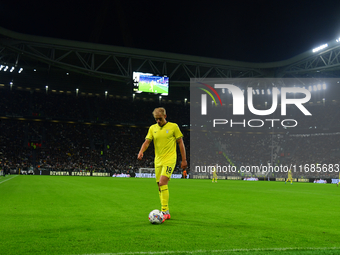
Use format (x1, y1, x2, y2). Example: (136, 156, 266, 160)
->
(1, 26, 340, 97)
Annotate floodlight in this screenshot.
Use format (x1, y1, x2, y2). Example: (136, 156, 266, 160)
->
(312, 44, 328, 53)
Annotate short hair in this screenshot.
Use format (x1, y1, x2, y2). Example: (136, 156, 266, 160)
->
(152, 107, 166, 116)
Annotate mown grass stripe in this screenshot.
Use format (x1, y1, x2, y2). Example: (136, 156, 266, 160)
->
(0, 175, 17, 185)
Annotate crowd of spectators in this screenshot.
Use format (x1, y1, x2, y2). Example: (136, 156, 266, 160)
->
(190, 130, 340, 179)
(0, 119, 190, 175)
(0, 89, 190, 126)
(1, 87, 339, 180)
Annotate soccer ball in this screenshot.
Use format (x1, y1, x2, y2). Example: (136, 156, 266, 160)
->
(148, 209, 164, 224)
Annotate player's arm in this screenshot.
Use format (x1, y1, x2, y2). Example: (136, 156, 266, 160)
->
(138, 139, 151, 160)
(176, 138, 187, 169)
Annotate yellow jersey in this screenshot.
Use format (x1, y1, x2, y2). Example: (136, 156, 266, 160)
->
(288, 169, 292, 179)
(212, 166, 217, 177)
(146, 122, 183, 166)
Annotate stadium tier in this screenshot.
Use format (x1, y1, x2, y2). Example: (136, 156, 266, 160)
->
(0, 86, 339, 180)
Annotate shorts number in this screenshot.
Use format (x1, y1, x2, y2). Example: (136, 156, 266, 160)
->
(166, 166, 172, 174)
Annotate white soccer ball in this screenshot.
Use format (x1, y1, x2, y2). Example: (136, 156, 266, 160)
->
(148, 209, 164, 224)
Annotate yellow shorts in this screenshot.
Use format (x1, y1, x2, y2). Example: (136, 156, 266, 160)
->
(155, 163, 176, 183)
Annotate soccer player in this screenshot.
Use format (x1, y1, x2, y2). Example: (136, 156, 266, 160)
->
(138, 107, 187, 221)
(149, 80, 154, 92)
(285, 168, 293, 184)
(211, 164, 218, 183)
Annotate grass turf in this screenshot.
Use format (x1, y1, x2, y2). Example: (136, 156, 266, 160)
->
(0, 175, 340, 255)
(138, 82, 168, 94)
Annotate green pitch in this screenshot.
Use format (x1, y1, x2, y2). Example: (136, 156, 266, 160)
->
(138, 81, 168, 94)
(1, 176, 340, 255)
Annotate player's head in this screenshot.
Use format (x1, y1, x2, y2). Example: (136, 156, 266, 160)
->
(153, 107, 167, 126)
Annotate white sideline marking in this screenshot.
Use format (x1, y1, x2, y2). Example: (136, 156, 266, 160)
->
(0, 175, 18, 185)
(77, 246, 340, 255)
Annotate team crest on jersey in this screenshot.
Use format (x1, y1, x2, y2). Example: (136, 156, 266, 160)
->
(166, 129, 169, 133)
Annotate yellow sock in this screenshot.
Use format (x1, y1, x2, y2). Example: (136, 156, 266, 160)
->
(212, 178, 214, 182)
(160, 185, 169, 212)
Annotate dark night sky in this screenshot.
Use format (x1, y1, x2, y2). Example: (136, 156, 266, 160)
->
(1, 0, 340, 63)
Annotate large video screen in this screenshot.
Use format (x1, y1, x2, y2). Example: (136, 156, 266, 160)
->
(133, 72, 169, 96)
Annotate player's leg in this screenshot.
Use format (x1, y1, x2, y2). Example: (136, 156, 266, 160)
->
(159, 164, 175, 220)
(155, 166, 162, 203)
(159, 175, 170, 214)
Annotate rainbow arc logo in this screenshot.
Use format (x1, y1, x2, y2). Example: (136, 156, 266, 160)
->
(198, 82, 222, 107)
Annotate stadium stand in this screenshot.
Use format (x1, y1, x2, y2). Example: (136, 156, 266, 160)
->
(0, 87, 190, 176)
(1, 86, 339, 180)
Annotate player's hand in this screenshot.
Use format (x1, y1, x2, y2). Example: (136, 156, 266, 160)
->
(137, 152, 143, 160)
(181, 160, 187, 170)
